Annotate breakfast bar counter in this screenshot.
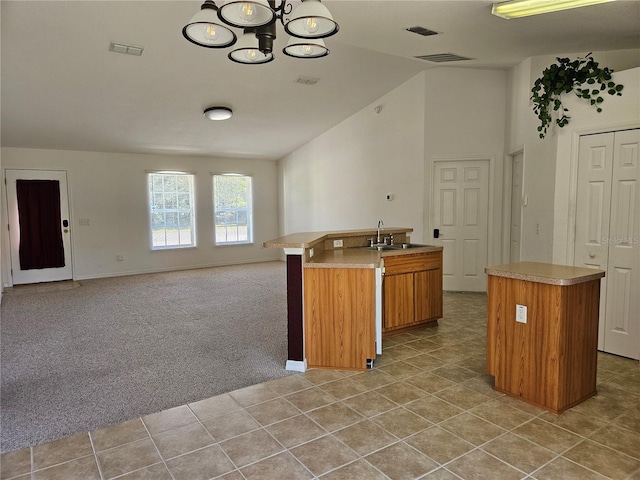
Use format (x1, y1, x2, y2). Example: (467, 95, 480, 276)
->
(264, 228, 443, 371)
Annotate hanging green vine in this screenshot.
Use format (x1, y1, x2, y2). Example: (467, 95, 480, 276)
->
(531, 53, 624, 139)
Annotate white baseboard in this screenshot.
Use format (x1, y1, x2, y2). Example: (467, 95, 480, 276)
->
(285, 359, 307, 372)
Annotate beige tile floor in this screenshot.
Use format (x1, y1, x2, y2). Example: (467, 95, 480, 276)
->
(2, 292, 639, 480)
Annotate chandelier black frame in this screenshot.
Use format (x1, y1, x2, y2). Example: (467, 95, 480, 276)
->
(182, 0, 339, 64)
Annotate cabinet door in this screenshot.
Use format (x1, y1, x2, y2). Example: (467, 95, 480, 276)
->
(415, 268, 443, 322)
(304, 267, 376, 369)
(383, 273, 414, 330)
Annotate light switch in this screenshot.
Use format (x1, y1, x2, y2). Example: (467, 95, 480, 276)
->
(516, 304, 527, 323)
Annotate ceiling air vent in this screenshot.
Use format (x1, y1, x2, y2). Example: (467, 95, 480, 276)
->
(415, 53, 474, 63)
(295, 76, 320, 86)
(405, 26, 438, 37)
(109, 42, 144, 56)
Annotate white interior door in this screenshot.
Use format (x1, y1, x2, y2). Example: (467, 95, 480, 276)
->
(6, 169, 73, 285)
(509, 153, 524, 263)
(433, 159, 489, 292)
(575, 130, 639, 360)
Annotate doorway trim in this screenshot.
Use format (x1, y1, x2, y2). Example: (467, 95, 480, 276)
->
(502, 147, 525, 264)
(426, 154, 499, 291)
(4, 168, 75, 287)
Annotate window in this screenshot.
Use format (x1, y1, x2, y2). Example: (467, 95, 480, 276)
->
(213, 174, 253, 245)
(148, 172, 195, 249)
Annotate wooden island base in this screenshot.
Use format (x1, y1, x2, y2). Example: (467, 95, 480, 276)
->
(486, 262, 605, 414)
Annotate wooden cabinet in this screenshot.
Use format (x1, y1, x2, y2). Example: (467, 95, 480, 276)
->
(303, 267, 376, 370)
(383, 251, 442, 334)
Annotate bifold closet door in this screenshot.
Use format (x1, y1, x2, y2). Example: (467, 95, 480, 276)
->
(575, 129, 639, 360)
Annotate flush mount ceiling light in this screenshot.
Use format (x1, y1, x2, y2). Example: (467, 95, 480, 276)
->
(491, 0, 615, 19)
(204, 106, 233, 120)
(182, 0, 339, 64)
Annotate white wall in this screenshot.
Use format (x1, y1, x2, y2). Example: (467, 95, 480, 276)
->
(278, 68, 508, 263)
(279, 72, 427, 241)
(1, 148, 281, 286)
(552, 67, 640, 264)
(423, 67, 507, 266)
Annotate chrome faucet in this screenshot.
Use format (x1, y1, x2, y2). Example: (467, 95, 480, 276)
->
(377, 219, 384, 244)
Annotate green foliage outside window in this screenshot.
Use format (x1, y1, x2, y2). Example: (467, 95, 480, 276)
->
(214, 175, 253, 244)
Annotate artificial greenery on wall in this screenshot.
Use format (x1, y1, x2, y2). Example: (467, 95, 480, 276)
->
(531, 53, 624, 139)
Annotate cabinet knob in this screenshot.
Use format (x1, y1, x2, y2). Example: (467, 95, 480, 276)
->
(589, 252, 596, 258)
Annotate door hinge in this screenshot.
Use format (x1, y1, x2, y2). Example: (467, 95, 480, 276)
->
(7, 224, 9, 231)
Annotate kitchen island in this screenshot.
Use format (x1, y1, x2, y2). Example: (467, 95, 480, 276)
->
(485, 262, 605, 413)
(264, 229, 443, 371)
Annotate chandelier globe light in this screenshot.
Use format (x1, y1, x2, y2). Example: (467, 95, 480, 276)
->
(182, 1, 237, 48)
(218, 0, 276, 28)
(283, 37, 328, 58)
(228, 30, 275, 64)
(183, 0, 339, 62)
(284, 0, 339, 39)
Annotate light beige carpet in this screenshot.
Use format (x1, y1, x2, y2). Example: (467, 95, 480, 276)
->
(0, 261, 293, 452)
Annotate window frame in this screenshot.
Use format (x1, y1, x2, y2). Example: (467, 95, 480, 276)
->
(147, 171, 197, 250)
(213, 173, 254, 246)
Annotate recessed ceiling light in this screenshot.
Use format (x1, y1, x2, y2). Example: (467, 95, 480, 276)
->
(204, 107, 233, 121)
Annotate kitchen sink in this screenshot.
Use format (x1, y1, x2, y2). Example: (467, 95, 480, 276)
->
(359, 245, 395, 251)
(358, 243, 433, 251)
(388, 243, 433, 250)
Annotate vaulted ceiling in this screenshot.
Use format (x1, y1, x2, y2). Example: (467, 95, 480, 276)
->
(2, 1, 639, 160)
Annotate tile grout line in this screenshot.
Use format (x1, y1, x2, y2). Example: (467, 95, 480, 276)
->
(139, 416, 177, 480)
(87, 430, 105, 480)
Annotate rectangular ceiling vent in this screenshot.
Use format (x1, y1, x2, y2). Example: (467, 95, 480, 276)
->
(415, 53, 474, 63)
(295, 76, 320, 86)
(405, 26, 438, 37)
(109, 42, 144, 56)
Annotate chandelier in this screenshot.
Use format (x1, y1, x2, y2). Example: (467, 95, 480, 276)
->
(182, 0, 339, 64)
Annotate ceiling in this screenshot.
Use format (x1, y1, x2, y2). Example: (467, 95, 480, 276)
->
(2, 1, 639, 161)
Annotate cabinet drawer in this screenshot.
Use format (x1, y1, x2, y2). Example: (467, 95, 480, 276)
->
(384, 251, 441, 275)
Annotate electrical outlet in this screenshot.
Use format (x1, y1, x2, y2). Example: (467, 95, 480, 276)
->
(333, 239, 343, 248)
(116, 255, 124, 261)
(309, 248, 314, 258)
(516, 304, 527, 323)
(536, 223, 540, 235)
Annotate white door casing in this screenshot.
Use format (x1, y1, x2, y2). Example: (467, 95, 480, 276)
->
(510, 153, 524, 263)
(433, 160, 490, 292)
(575, 130, 639, 360)
(6, 169, 73, 285)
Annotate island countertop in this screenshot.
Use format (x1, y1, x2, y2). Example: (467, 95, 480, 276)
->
(485, 262, 605, 286)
